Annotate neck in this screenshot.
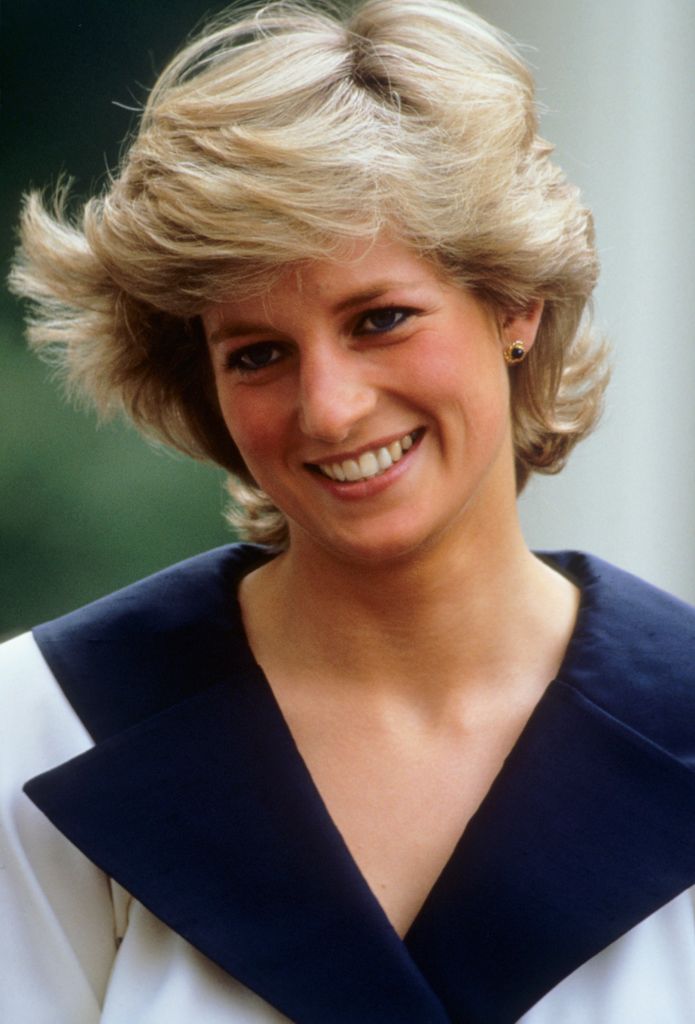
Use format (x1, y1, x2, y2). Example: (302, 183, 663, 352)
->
(241, 512, 579, 714)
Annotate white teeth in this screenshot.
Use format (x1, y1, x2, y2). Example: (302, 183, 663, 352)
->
(376, 447, 393, 471)
(358, 452, 380, 478)
(316, 430, 419, 484)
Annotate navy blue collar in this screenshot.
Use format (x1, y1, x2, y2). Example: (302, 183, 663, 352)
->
(25, 545, 695, 1023)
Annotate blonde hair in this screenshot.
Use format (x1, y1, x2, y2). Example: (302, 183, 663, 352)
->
(10, 0, 608, 548)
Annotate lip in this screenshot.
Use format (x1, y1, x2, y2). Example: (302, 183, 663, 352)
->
(306, 428, 425, 500)
(305, 427, 423, 470)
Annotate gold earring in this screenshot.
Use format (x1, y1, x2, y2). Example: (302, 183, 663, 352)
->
(504, 340, 526, 365)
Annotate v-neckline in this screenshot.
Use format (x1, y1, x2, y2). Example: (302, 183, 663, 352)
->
(227, 547, 583, 942)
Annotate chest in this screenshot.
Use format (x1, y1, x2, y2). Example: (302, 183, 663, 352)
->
(279, 692, 533, 937)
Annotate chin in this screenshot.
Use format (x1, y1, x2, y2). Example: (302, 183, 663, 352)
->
(290, 513, 453, 568)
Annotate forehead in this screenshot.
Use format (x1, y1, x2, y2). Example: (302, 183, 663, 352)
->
(203, 237, 446, 330)
(286, 237, 435, 288)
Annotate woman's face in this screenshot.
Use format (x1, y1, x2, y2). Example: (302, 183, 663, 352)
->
(203, 238, 541, 564)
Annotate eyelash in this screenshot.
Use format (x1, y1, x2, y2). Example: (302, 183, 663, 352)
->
(357, 306, 416, 334)
(224, 306, 417, 375)
(225, 342, 283, 374)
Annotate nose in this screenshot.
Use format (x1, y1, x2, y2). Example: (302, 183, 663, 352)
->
(297, 346, 376, 443)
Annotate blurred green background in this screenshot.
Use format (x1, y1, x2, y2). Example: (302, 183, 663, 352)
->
(2, 2, 245, 638)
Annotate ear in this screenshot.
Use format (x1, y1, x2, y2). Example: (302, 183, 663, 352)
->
(501, 300, 544, 354)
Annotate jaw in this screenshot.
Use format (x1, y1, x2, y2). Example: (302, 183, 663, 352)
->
(287, 429, 521, 575)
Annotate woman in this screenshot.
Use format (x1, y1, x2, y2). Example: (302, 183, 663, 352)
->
(3, 1, 695, 1021)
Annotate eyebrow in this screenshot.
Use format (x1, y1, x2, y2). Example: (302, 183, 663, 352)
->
(207, 320, 276, 346)
(331, 281, 417, 314)
(207, 279, 425, 346)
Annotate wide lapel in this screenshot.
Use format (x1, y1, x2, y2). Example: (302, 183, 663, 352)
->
(406, 680, 695, 1023)
(405, 552, 695, 1023)
(25, 545, 450, 1024)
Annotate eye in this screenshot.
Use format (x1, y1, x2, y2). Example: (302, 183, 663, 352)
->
(357, 307, 414, 335)
(225, 341, 284, 374)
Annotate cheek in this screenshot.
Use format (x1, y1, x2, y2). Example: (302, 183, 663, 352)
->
(410, 328, 507, 415)
(216, 385, 287, 469)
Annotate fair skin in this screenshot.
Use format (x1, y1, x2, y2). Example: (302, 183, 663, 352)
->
(203, 238, 580, 938)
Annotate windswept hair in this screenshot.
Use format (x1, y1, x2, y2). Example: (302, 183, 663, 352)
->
(10, 0, 608, 547)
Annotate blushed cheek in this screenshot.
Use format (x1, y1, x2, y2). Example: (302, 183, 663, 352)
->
(220, 400, 283, 472)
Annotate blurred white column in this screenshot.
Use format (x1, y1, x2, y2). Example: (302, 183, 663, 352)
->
(473, 0, 695, 602)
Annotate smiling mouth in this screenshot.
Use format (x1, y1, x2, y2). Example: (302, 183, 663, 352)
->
(309, 428, 424, 484)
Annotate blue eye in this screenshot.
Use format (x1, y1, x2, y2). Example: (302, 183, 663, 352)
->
(227, 342, 283, 373)
(360, 307, 412, 334)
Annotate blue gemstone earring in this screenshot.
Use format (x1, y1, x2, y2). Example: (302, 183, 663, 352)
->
(504, 340, 526, 365)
